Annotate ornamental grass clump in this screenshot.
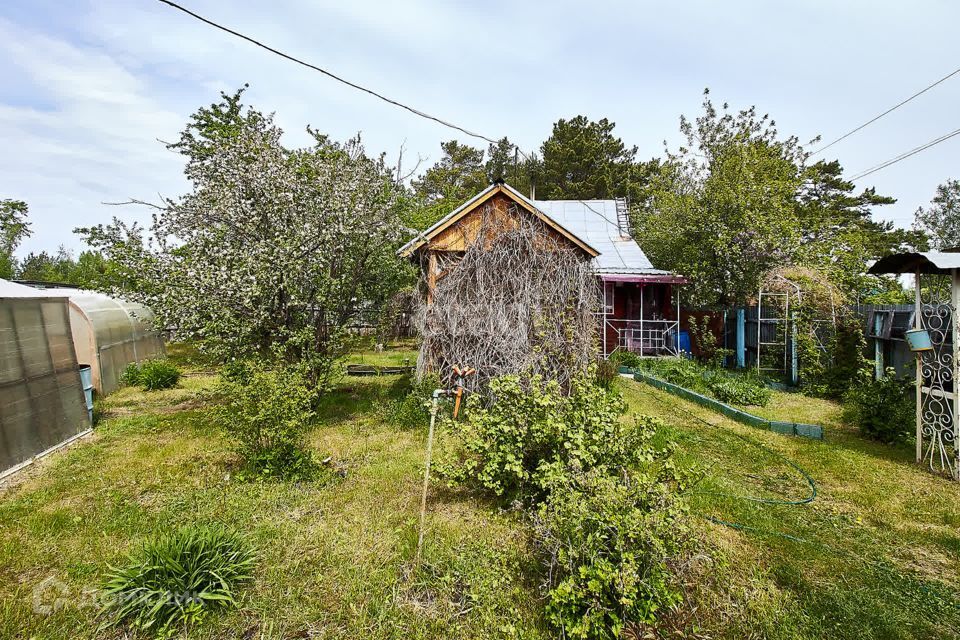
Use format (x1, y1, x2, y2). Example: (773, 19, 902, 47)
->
(99, 524, 254, 635)
(121, 359, 182, 391)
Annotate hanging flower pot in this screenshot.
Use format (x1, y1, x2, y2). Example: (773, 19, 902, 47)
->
(904, 328, 934, 352)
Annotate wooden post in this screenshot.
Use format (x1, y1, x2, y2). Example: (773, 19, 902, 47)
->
(915, 268, 922, 464)
(640, 284, 644, 356)
(736, 308, 745, 368)
(874, 312, 884, 380)
(602, 281, 608, 357)
(426, 250, 437, 308)
(676, 285, 681, 356)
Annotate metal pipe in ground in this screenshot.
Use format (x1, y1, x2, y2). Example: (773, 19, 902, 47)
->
(414, 389, 444, 566)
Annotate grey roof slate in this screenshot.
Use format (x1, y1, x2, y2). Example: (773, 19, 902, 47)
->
(398, 183, 676, 277)
(531, 198, 671, 275)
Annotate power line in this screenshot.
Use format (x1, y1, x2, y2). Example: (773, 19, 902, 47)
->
(848, 126, 960, 181)
(156, 0, 500, 145)
(811, 65, 960, 156)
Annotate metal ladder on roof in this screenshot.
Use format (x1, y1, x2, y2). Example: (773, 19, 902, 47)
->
(614, 197, 631, 238)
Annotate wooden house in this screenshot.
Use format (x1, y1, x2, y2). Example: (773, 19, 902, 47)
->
(399, 181, 687, 357)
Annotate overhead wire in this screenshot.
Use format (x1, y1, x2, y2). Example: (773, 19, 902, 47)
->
(811, 65, 960, 156)
(848, 126, 960, 181)
(156, 0, 500, 145)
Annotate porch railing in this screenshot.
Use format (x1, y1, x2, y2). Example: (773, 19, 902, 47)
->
(604, 318, 680, 357)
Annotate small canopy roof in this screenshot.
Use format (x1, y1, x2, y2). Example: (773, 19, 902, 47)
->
(869, 251, 960, 275)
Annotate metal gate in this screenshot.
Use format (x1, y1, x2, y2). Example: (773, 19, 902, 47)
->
(915, 273, 958, 479)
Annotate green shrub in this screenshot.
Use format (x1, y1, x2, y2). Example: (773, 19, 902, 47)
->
(216, 362, 318, 480)
(594, 357, 620, 388)
(384, 374, 441, 430)
(705, 370, 771, 406)
(534, 418, 689, 639)
(99, 524, 254, 635)
(139, 359, 182, 390)
(800, 319, 866, 399)
(436, 371, 630, 502)
(610, 350, 642, 370)
(637, 357, 771, 406)
(120, 359, 181, 391)
(843, 370, 915, 444)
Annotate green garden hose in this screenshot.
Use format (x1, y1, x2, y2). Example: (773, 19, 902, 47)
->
(634, 383, 817, 506)
(634, 379, 960, 611)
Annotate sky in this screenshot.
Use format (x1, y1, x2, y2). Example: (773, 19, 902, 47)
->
(1, 0, 958, 256)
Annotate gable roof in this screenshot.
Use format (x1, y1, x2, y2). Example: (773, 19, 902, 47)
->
(398, 183, 599, 258)
(398, 182, 680, 279)
(531, 199, 674, 276)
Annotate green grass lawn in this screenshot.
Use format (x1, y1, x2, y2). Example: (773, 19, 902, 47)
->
(621, 380, 960, 639)
(0, 343, 543, 639)
(1, 345, 958, 639)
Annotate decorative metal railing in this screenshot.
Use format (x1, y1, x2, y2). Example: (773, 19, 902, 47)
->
(604, 318, 680, 357)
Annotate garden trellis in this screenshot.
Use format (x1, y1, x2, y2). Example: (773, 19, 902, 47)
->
(753, 269, 839, 384)
(869, 252, 960, 480)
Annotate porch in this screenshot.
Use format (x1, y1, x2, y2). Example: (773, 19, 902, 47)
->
(600, 274, 686, 357)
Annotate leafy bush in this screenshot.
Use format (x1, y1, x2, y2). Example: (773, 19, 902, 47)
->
(594, 357, 620, 389)
(384, 374, 441, 430)
(436, 371, 630, 502)
(99, 524, 254, 635)
(637, 358, 771, 406)
(799, 319, 866, 399)
(120, 359, 181, 391)
(216, 362, 318, 480)
(843, 370, 915, 444)
(610, 350, 642, 370)
(534, 417, 689, 639)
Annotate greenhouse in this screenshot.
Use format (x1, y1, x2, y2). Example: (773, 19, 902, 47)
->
(39, 288, 166, 395)
(0, 280, 90, 477)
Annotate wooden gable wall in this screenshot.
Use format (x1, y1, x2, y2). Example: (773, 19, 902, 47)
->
(427, 191, 583, 254)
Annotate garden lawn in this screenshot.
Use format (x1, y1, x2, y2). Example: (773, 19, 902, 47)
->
(0, 345, 544, 639)
(621, 378, 960, 639)
(2, 344, 959, 639)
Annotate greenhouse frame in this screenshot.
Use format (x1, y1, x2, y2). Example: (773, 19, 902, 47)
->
(1, 281, 166, 478)
(0, 280, 90, 477)
(41, 288, 166, 395)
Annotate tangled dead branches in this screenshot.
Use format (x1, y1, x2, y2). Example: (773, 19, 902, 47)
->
(416, 204, 598, 393)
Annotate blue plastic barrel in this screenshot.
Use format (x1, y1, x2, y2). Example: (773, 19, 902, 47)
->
(676, 330, 692, 356)
(79, 366, 94, 423)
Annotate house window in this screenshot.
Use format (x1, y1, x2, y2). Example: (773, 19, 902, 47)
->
(603, 282, 615, 315)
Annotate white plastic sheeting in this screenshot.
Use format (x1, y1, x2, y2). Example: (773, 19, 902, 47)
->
(40, 289, 165, 395)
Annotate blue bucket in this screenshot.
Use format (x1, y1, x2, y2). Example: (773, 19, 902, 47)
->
(79, 365, 94, 423)
(904, 328, 934, 352)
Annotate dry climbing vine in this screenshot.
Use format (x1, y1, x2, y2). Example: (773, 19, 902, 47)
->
(415, 204, 598, 393)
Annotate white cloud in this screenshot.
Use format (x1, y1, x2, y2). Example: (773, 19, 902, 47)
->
(1, 0, 958, 256)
